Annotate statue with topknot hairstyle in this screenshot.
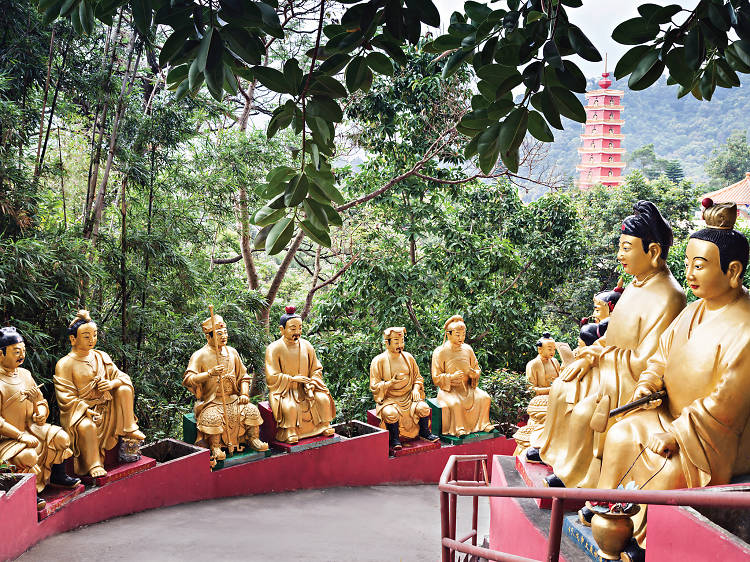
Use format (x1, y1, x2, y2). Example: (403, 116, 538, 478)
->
(264, 306, 335, 443)
(431, 315, 495, 437)
(588, 199, 750, 558)
(55, 310, 144, 478)
(526, 200, 686, 490)
(0, 327, 80, 510)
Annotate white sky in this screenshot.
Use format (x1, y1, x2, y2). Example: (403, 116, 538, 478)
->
(431, 0, 699, 79)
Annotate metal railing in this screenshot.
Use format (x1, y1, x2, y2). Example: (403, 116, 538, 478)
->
(438, 454, 750, 562)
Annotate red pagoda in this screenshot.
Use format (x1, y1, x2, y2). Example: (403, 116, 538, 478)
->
(575, 67, 626, 189)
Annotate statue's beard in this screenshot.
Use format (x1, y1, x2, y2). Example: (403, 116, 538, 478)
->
(292, 335, 300, 341)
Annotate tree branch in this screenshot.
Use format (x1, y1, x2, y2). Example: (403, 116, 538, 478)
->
(212, 254, 243, 264)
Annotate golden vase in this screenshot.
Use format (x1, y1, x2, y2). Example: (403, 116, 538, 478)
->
(591, 507, 638, 561)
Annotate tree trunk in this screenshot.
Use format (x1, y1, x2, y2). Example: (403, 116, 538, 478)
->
(33, 28, 55, 177)
(86, 34, 139, 246)
(237, 186, 259, 289)
(120, 175, 128, 370)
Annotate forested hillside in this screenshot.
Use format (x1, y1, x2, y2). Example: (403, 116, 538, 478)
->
(541, 77, 750, 185)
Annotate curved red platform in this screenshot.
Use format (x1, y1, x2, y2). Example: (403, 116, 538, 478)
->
(1, 427, 515, 561)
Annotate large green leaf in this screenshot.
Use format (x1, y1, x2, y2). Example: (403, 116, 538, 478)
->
(685, 26, 705, 71)
(306, 96, 343, 122)
(542, 40, 563, 70)
(476, 123, 501, 174)
(498, 108, 528, 152)
(252, 65, 291, 94)
(130, 0, 151, 37)
(303, 198, 329, 232)
(663, 47, 694, 88)
(266, 218, 295, 255)
(284, 173, 309, 207)
(628, 49, 664, 90)
(527, 110, 553, 142)
(318, 54, 351, 75)
(299, 219, 331, 248)
(254, 206, 286, 227)
(253, 225, 272, 250)
(283, 58, 304, 96)
(160, 28, 190, 67)
(366, 52, 394, 76)
(307, 76, 348, 99)
(345, 56, 372, 93)
(555, 60, 587, 93)
(222, 27, 262, 66)
(612, 17, 659, 45)
(567, 25, 602, 62)
(614, 45, 651, 79)
(204, 31, 225, 101)
(442, 48, 473, 79)
(406, 0, 441, 27)
(549, 87, 586, 122)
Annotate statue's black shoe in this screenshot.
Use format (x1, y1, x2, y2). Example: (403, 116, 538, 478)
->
(418, 417, 439, 442)
(578, 504, 594, 527)
(49, 463, 81, 488)
(620, 538, 645, 562)
(386, 422, 402, 450)
(544, 473, 565, 488)
(37, 496, 46, 510)
(525, 447, 545, 464)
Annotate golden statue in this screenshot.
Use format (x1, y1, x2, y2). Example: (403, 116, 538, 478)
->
(513, 332, 560, 455)
(591, 279, 624, 323)
(54, 310, 144, 478)
(589, 201, 750, 558)
(431, 315, 495, 437)
(370, 327, 438, 449)
(0, 327, 80, 510)
(526, 202, 686, 488)
(183, 310, 268, 462)
(265, 306, 335, 443)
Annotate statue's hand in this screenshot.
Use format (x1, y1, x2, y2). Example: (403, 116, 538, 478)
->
(96, 378, 113, 392)
(209, 364, 226, 378)
(632, 385, 661, 410)
(19, 432, 39, 448)
(291, 375, 310, 384)
(32, 408, 48, 425)
(239, 395, 250, 405)
(646, 432, 678, 458)
(86, 409, 103, 424)
(560, 357, 592, 382)
(411, 387, 421, 402)
(23, 386, 43, 402)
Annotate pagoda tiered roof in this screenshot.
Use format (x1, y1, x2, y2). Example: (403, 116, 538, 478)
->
(576, 161, 626, 170)
(577, 146, 626, 154)
(580, 132, 624, 140)
(585, 118, 625, 125)
(584, 89, 625, 97)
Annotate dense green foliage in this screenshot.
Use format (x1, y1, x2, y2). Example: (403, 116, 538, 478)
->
(2, 0, 748, 443)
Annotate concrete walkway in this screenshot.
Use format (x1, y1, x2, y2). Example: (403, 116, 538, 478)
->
(19, 485, 489, 561)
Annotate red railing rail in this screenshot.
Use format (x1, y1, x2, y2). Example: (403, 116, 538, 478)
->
(438, 454, 750, 562)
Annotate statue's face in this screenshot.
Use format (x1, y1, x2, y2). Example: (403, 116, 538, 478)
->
(385, 332, 405, 353)
(539, 340, 556, 359)
(446, 323, 466, 346)
(685, 239, 733, 300)
(208, 324, 228, 347)
(0, 342, 25, 370)
(617, 234, 653, 278)
(71, 323, 97, 352)
(593, 297, 609, 321)
(281, 318, 302, 343)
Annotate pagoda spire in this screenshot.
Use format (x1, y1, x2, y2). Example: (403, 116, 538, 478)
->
(575, 58, 626, 190)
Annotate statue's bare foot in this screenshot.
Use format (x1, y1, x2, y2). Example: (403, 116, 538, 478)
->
(481, 423, 496, 432)
(249, 438, 268, 451)
(211, 447, 226, 461)
(90, 466, 107, 478)
(322, 427, 335, 436)
(456, 428, 468, 437)
(124, 429, 145, 441)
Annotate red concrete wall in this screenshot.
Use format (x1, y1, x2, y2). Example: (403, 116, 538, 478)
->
(1, 433, 516, 561)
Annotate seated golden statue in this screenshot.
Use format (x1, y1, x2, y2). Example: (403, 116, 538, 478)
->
(527, 202, 686, 488)
(0, 327, 80, 509)
(431, 315, 495, 437)
(370, 327, 438, 449)
(54, 310, 144, 478)
(589, 202, 750, 557)
(184, 313, 268, 462)
(513, 332, 560, 455)
(265, 306, 335, 443)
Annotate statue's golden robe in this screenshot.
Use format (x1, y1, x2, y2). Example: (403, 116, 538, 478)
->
(54, 350, 135, 475)
(431, 343, 493, 436)
(535, 269, 685, 487)
(370, 350, 430, 438)
(265, 337, 335, 441)
(0, 367, 71, 491)
(599, 290, 750, 545)
(183, 345, 261, 447)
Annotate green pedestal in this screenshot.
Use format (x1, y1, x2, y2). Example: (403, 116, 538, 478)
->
(426, 398, 501, 444)
(182, 412, 272, 469)
(427, 397, 442, 436)
(183, 412, 197, 445)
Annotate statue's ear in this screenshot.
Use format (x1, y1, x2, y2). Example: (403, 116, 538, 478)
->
(647, 242, 662, 266)
(68, 334, 75, 346)
(727, 260, 744, 289)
